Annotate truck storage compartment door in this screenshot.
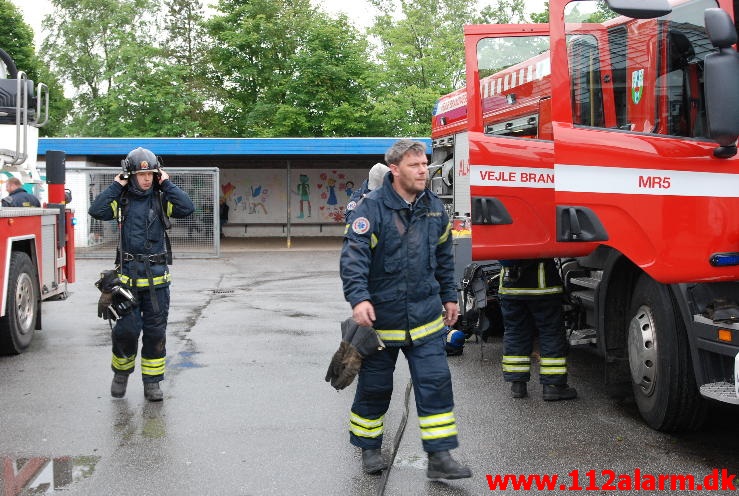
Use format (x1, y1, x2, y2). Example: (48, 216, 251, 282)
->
(464, 24, 599, 262)
(551, 0, 739, 283)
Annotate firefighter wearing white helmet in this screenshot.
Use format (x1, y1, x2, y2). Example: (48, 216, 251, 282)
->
(344, 162, 390, 222)
(89, 147, 195, 402)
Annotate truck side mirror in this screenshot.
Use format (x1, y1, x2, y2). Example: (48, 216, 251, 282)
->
(703, 8, 739, 158)
(605, 0, 671, 19)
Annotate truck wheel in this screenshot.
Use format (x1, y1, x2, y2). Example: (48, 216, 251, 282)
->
(627, 273, 705, 431)
(0, 252, 39, 354)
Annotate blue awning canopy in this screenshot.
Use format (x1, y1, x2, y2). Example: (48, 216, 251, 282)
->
(38, 137, 432, 156)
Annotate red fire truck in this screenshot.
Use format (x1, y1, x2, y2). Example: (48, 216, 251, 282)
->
(431, 0, 739, 431)
(0, 49, 75, 354)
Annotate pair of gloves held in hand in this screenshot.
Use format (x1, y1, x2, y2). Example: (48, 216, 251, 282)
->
(325, 318, 385, 390)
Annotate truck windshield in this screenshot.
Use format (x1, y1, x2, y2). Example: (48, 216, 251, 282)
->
(476, 36, 550, 139)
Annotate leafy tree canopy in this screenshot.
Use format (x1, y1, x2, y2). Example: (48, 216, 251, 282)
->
(0, 0, 70, 136)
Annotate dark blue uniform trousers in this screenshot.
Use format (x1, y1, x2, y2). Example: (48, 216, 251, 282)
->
(500, 296, 568, 385)
(349, 334, 459, 453)
(111, 286, 170, 383)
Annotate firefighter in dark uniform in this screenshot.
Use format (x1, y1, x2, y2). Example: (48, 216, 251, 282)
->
(2, 177, 41, 207)
(344, 162, 390, 222)
(340, 139, 471, 480)
(498, 258, 577, 400)
(89, 147, 194, 401)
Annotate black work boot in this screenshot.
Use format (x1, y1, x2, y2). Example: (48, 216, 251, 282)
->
(111, 373, 128, 398)
(144, 382, 164, 402)
(542, 384, 578, 401)
(361, 448, 387, 474)
(511, 381, 528, 398)
(427, 450, 472, 480)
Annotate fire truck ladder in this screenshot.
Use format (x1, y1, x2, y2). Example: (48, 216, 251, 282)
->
(0, 68, 49, 168)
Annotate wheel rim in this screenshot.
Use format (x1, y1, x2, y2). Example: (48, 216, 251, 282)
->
(14, 272, 35, 333)
(628, 304, 658, 396)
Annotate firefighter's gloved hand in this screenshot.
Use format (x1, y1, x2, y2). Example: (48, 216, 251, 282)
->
(97, 291, 113, 319)
(325, 318, 384, 391)
(95, 269, 121, 293)
(325, 341, 359, 390)
(329, 343, 364, 390)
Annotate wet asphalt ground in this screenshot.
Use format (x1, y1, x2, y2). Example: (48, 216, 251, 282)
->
(0, 238, 737, 495)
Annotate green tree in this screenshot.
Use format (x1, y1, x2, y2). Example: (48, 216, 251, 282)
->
(0, 0, 70, 136)
(160, 0, 220, 135)
(479, 0, 527, 24)
(42, 0, 222, 137)
(529, 1, 549, 23)
(368, 0, 526, 136)
(207, 0, 380, 136)
(42, 0, 158, 135)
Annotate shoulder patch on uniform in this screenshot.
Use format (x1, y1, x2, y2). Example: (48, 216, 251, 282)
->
(428, 211, 442, 217)
(351, 216, 371, 234)
(346, 201, 357, 211)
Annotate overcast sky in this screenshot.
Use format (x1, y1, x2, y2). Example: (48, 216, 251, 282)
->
(13, 0, 548, 48)
(12, 0, 380, 47)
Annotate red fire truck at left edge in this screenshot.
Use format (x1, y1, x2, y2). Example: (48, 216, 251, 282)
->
(0, 48, 75, 354)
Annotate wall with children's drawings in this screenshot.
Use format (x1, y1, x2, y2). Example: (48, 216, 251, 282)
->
(220, 168, 367, 224)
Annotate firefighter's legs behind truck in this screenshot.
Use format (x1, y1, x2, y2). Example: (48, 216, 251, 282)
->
(500, 296, 577, 401)
(110, 287, 170, 401)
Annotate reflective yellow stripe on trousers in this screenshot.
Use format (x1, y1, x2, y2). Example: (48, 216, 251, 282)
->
(540, 357, 567, 375)
(502, 355, 531, 373)
(419, 411, 458, 440)
(112, 354, 135, 371)
(349, 411, 384, 438)
(141, 357, 165, 376)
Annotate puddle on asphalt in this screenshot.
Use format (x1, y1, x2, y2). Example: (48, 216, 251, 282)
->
(393, 454, 427, 470)
(0, 455, 100, 495)
(170, 350, 204, 368)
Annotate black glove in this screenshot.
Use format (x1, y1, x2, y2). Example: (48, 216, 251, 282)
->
(325, 319, 385, 391)
(97, 291, 113, 319)
(325, 341, 364, 390)
(95, 269, 120, 292)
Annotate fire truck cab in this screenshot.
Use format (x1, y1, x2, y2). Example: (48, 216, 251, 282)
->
(0, 48, 74, 354)
(432, 0, 739, 431)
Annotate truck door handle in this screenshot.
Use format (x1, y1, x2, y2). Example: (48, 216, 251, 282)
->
(568, 207, 581, 237)
(471, 197, 513, 225)
(556, 206, 608, 242)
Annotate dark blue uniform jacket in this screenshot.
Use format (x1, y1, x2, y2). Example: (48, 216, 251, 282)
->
(88, 180, 194, 287)
(2, 188, 40, 207)
(340, 173, 454, 346)
(344, 179, 370, 222)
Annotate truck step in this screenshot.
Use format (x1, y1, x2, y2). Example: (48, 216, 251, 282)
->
(568, 328, 597, 346)
(699, 382, 739, 405)
(568, 276, 600, 289)
(570, 290, 595, 306)
(693, 314, 739, 329)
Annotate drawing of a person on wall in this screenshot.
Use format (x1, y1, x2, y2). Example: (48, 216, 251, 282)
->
(296, 174, 312, 218)
(344, 181, 354, 199)
(326, 178, 338, 206)
(249, 184, 268, 215)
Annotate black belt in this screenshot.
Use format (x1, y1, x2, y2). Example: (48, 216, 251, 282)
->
(122, 252, 167, 264)
(121, 252, 167, 313)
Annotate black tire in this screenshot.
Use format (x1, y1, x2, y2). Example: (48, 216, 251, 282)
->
(0, 252, 39, 354)
(626, 273, 706, 432)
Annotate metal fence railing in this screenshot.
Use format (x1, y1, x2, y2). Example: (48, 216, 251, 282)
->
(40, 166, 219, 259)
